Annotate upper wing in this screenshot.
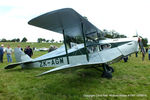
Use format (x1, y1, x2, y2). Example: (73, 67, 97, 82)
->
(28, 8, 100, 39)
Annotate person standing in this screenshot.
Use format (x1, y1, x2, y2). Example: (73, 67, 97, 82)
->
(17, 45, 23, 51)
(28, 46, 33, 57)
(24, 46, 28, 54)
(0, 44, 4, 63)
(146, 48, 148, 53)
(5, 45, 13, 63)
(148, 47, 150, 60)
(24, 46, 33, 57)
(123, 56, 128, 62)
(135, 51, 138, 57)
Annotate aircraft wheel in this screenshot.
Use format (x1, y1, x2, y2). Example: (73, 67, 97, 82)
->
(107, 66, 114, 73)
(101, 72, 112, 79)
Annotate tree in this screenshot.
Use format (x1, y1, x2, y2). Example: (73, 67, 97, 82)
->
(50, 39, 55, 43)
(16, 38, 20, 42)
(105, 34, 113, 38)
(42, 38, 46, 42)
(21, 37, 27, 42)
(59, 40, 62, 43)
(37, 38, 48, 43)
(37, 38, 42, 43)
(11, 39, 16, 42)
(102, 29, 127, 39)
(1, 38, 7, 42)
(46, 40, 50, 43)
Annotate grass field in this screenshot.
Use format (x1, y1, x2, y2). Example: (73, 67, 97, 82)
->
(0, 42, 150, 100)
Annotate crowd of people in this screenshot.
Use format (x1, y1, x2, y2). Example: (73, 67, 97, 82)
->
(0, 44, 33, 63)
(123, 47, 150, 62)
(0, 44, 58, 64)
(0, 44, 13, 63)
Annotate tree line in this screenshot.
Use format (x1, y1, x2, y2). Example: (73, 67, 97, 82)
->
(0, 37, 62, 43)
(102, 29, 148, 47)
(37, 38, 62, 43)
(0, 31, 148, 47)
(0, 37, 28, 42)
(102, 29, 127, 38)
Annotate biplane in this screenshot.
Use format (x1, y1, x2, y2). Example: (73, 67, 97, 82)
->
(4, 8, 143, 78)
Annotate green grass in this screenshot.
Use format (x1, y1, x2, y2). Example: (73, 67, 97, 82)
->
(0, 42, 62, 49)
(0, 42, 150, 100)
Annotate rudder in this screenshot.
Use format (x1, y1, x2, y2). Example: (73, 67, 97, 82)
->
(14, 48, 32, 62)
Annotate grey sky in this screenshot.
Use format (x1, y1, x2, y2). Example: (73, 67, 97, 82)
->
(0, 0, 150, 42)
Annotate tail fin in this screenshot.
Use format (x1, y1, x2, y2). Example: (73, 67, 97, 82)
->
(4, 48, 33, 69)
(14, 48, 32, 62)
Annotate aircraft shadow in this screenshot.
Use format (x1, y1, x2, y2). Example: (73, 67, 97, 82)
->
(39, 68, 105, 96)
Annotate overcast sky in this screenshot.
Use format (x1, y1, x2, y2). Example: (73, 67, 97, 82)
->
(0, 0, 150, 42)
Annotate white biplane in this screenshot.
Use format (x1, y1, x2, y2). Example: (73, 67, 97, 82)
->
(4, 8, 144, 78)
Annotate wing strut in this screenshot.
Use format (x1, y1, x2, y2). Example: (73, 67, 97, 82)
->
(63, 29, 70, 64)
(81, 22, 89, 62)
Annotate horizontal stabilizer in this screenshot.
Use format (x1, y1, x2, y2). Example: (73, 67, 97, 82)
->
(4, 61, 33, 69)
(4, 63, 21, 69)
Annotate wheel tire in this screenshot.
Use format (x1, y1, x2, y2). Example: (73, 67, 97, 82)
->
(101, 72, 112, 79)
(108, 66, 114, 73)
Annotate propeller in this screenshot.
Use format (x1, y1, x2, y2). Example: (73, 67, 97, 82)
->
(138, 37, 146, 61)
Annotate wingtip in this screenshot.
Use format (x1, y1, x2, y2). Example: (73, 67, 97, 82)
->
(35, 74, 42, 77)
(4, 66, 8, 69)
(35, 75, 40, 77)
(4, 65, 13, 69)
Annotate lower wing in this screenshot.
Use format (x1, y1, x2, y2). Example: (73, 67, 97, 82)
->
(36, 63, 99, 76)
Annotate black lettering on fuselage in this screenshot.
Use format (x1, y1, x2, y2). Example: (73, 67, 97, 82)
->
(52, 59, 55, 65)
(40, 60, 47, 67)
(55, 58, 59, 64)
(40, 58, 64, 67)
(60, 58, 64, 63)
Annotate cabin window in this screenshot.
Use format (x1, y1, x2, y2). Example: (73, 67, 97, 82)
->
(101, 44, 111, 50)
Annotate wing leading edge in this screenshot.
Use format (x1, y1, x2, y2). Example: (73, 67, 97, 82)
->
(28, 8, 100, 38)
(36, 63, 99, 77)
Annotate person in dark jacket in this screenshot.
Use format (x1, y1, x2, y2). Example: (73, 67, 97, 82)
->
(0, 44, 4, 63)
(24, 46, 33, 57)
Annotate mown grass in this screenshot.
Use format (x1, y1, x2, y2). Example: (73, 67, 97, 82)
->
(0, 42, 150, 100)
(0, 42, 62, 49)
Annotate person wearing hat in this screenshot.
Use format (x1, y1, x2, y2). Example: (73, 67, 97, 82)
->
(0, 44, 4, 63)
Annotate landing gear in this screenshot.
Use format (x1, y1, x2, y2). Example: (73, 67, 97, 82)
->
(92, 64, 114, 79)
(106, 65, 114, 73)
(101, 71, 112, 79)
(101, 64, 114, 79)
